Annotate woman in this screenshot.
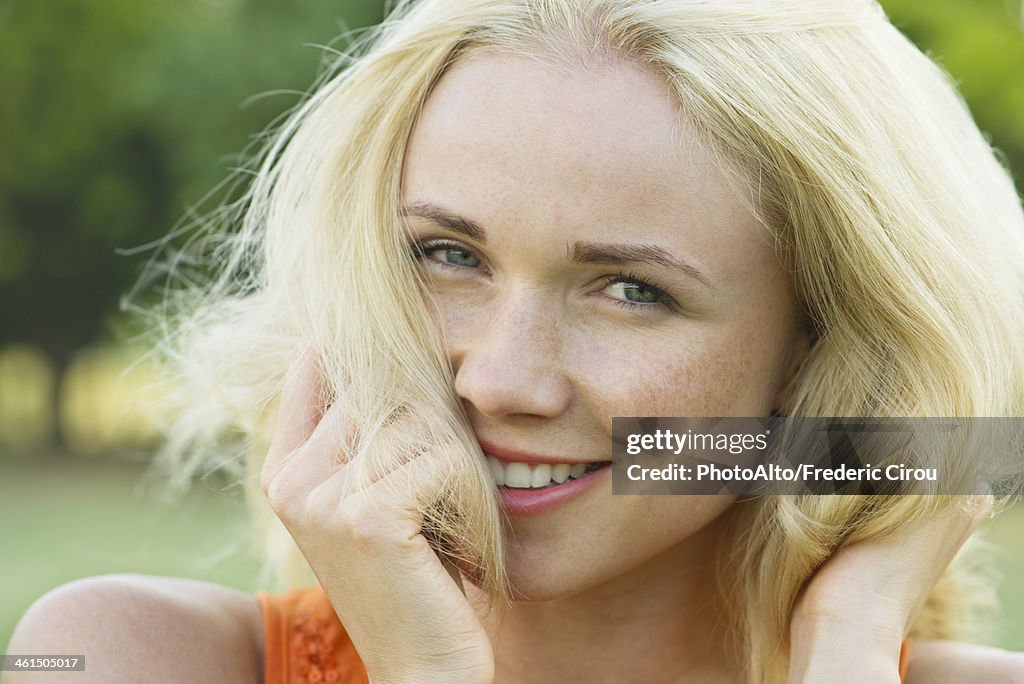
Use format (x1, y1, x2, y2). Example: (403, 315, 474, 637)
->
(8, 0, 1024, 682)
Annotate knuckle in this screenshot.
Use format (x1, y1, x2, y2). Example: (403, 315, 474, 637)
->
(263, 477, 303, 521)
(305, 485, 341, 525)
(260, 471, 285, 502)
(334, 500, 389, 546)
(258, 451, 288, 497)
(258, 469, 274, 498)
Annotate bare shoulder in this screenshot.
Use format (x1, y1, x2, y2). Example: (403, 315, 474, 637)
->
(4, 573, 264, 684)
(906, 638, 1024, 684)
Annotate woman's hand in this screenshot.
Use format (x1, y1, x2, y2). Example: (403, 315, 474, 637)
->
(259, 348, 495, 684)
(787, 494, 994, 683)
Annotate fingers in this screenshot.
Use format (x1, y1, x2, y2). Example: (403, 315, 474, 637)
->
(298, 447, 457, 574)
(876, 494, 993, 632)
(308, 428, 456, 519)
(358, 446, 455, 516)
(269, 346, 328, 452)
(909, 497, 983, 561)
(289, 399, 422, 503)
(951, 489, 995, 550)
(963, 484, 996, 524)
(262, 345, 330, 491)
(300, 400, 440, 492)
(263, 403, 360, 519)
(262, 351, 452, 529)
(928, 490, 994, 540)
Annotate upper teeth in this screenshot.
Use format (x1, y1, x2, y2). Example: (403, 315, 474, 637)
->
(486, 454, 587, 488)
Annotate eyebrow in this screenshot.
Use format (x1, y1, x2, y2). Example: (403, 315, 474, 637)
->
(400, 201, 713, 289)
(568, 242, 713, 288)
(401, 202, 486, 242)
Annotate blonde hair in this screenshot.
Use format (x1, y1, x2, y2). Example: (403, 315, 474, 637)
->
(137, 1, 1024, 681)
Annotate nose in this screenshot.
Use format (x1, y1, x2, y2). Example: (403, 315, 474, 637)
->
(449, 287, 572, 420)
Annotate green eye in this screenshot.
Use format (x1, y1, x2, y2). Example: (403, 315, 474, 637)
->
(607, 281, 660, 304)
(411, 239, 484, 270)
(602, 272, 679, 314)
(433, 246, 480, 268)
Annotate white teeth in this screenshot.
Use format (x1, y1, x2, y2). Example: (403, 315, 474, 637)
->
(487, 455, 505, 486)
(551, 464, 570, 484)
(530, 464, 552, 488)
(504, 462, 534, 488)
(484, 454, 601, 489)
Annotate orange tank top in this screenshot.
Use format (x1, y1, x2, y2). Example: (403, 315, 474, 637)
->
(255, 585, 912, 683)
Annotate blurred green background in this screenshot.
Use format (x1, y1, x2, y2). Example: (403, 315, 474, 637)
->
(2, 0, 1024, 658)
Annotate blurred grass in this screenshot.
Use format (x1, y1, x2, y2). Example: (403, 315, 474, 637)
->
(2, 453, 1023, 655)
(977, 502, 1024, 651)
(0, 454, 263, 654)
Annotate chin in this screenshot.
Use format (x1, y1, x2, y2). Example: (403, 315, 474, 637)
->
(454, 553, 584, 604)
(507, 577, 584, 602)
(501, 551, 609, 602)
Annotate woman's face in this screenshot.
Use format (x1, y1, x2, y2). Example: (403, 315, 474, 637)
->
(401, 51, 808, 600)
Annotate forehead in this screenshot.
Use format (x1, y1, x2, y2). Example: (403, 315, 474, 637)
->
(401, 50, 767, 281)
(405, 50, 699, 200)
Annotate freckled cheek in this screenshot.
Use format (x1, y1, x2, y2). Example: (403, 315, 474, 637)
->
(568, 328, 770, 418)
(416, 287, 480, 343)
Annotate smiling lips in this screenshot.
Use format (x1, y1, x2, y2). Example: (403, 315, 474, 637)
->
(477, 438, 613, 514)
(486, 455, 590, 488)
(476, 438, 610, 487)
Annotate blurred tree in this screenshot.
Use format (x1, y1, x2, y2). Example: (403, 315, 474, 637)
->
(881, 0, 1024, 185)
(0, 0, 381, 447)
(0, 1, 176, 446)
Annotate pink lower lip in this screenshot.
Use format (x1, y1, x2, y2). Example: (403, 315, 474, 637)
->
(497, 464, 612, 516)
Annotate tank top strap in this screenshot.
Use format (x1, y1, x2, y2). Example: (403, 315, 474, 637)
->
(255, 585, 369, 684)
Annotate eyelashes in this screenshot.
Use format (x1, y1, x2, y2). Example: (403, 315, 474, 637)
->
(605, 271, 677, 311)
(409, 238, 484, 271)
(409, 237, 679, 313)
